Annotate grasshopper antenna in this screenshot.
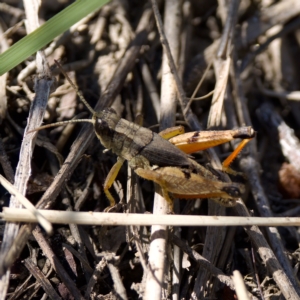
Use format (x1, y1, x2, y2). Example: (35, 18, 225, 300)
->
(27, 61, 97, 134)
(54, 60, 96, 116)
(27, 118, 94, 134)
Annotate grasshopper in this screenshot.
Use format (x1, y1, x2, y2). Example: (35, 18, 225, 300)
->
(29, 65, 255, 211)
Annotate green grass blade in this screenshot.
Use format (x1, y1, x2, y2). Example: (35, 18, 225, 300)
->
(0, 0, 110, 75)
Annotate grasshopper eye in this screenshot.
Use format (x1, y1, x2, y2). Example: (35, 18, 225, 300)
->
(95, 118, 110, 134)
(94, 118, 113, 149)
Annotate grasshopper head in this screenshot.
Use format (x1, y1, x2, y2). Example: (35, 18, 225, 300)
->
(93, 108, 120, 150)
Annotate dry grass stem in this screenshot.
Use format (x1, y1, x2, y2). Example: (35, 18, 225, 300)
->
(2, 208, 300, 227)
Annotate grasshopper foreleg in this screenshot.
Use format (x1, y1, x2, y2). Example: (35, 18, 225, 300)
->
(103, 157, 125, 208)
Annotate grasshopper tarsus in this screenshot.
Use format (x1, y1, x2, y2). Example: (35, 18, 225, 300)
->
(104, 203, 123, 213)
